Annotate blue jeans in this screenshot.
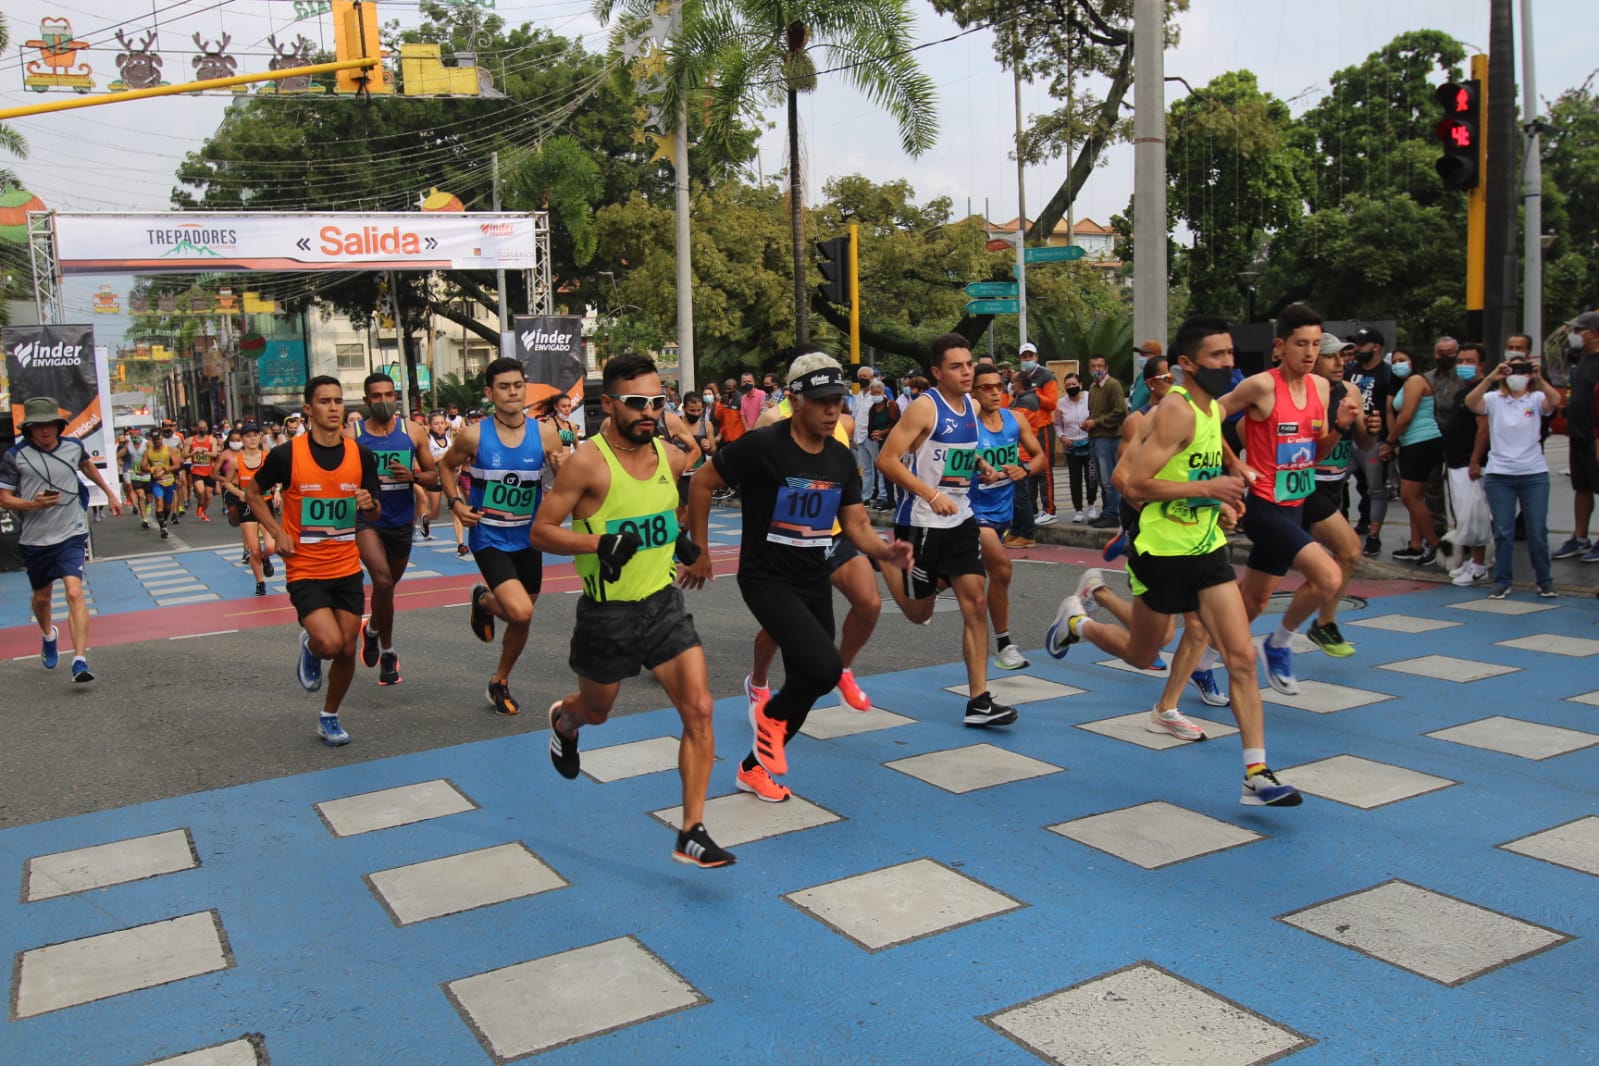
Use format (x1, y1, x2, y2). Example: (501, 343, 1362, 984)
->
(853, 439, 882, 502)
(1091, 437, 1122, 516)
(1483, 472, 1551, 588)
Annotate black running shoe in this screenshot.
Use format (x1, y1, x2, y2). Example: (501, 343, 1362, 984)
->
(469, 584, 494, 643)
(1362, 535, 1381, 557)
(964, 692, 1019, 727)
(262, 556, 275, 578)
(360, 624, 380, 668)
(1391, 545, 1424, 561)
(379, 651, 402, 686)
(673, 822, 736, 868)
(548, 702, 580, 778)
(255, 581, 266, 597)
(487, 678, 520, 716)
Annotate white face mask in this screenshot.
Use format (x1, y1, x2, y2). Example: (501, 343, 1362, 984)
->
(1506, 374, 1530, 393)
(227, 441, 244, 451)
(1569, 331, 1586, 350)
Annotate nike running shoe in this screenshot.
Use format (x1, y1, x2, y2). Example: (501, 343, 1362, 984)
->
(487, 678, 520, 716)
(750, 688, 788, 776)
(1189, 668, 1230, 707)
(1075, 567, 1106, 612)
(1262, 640, 1299, 696)
(735, 763, 791, 803)
(1488, 585, 1511, 599)
(963, 692, 1019, 727)
(1241, 766, 1302, 807)
(1101, 528, 1129, 562)
(836, 668, 871, 711)
(317, 713, 350, 747)
(1045, 595, 1086, 659)
(297, 631, 323, 693)
(469, 584, 494, 643)
(994, 644, 1030, 670)
(40, 626, 58, 670)
(548, 702, 580, 779)
(1147, 706, 1206, 742)
(1305, 623, 1355, 658)
(378, 651, 402, 686)
(673, 822, 736, 868)
(70, 658, 94, 684)
(361, 622, 380, 668)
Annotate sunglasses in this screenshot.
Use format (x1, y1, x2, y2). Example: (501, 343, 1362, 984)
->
(974, 382, 1005, 392)
(607, 393, 668, 411)
(1149, 373, 1174, 383)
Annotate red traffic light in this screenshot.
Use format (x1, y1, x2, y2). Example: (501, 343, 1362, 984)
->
(1436, 119, 1474, 149)
(1433, 78, 1481, 191)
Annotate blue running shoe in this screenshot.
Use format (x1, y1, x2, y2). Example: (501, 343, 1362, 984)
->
(1102, 528, 1129, 562)
(1045, 595, 1086, 659)
(297, 631, 323, 693)
(71, 658, 94, 683)
(317, 713, 350, 747)
(1241, 766, 1302, 807)
(1189, 668, 1229, 706)
(40, 626, 59, 670)
(1263, 640, 1298, 695)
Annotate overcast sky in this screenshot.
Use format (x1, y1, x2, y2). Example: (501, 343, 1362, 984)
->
(2, 0, 1593, 323)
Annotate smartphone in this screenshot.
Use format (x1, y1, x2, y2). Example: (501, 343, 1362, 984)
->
(1509, 362, 1535, 376)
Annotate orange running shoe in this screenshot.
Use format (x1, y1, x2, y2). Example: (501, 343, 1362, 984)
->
(746, 675, 787, 776)
(836, 667, 871, 712)
(735, 763, 791, 802)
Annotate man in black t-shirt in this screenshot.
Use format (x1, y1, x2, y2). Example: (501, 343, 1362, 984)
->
(683, 354, 912, 801)
(1344, 327, 1394, 555)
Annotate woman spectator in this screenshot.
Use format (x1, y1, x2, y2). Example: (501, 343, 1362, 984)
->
(1465, 355, 1560, 598)
(1052, 371, 1097, 522)
(855, 378, 897, 508)
(1380, 348, 1444, 566)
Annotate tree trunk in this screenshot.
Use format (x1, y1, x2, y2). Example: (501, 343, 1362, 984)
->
(789, 85, 808, 343)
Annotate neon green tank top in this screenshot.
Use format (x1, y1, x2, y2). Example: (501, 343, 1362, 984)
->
(573, 437, 680, 601)
(1133, 387, 1227, 557)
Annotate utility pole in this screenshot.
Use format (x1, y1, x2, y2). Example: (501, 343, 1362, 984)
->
(671, 2, 695, 393)
(1132, 0, 1167, 371)
(1483, 0, 1517, 357)
(1013, 58, 1029, 350)
(492, 151, 509, 334)
(1519, 0, 1542, 354)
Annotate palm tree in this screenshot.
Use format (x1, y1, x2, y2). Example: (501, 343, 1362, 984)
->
(0, 15, 27, 166)
(691, 0, 937, 342)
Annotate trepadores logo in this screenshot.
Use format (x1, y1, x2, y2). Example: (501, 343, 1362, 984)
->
(11, 339, 84, 368)
(149, 222, 237, 259)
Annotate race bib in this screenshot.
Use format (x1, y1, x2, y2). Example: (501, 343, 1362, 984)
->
(298, 495, 357, 541)
(371, 446, 414, 490)
(480, 479, 540, 525)
(935, 444, 978, 494)
(1274, 466, 1316, 501)
(607, 509, 678, 549)
(1317, 438, 1353, 475)
(768, 481, 842, 547)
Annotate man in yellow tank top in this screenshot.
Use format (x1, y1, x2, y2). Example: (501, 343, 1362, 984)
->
(530, 354, 734, 869)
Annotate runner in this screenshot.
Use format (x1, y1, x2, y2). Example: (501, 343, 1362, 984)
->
(122, 426, 152, 529)
(683, 351, 913, 802)
(436, 357, 565, 716)
(185, 420, 218, 522)
(1045, 317, 1302, 805)
(0, 397, 123, 683)
(351, 372, 439, 686)
(140, 429, 181, 539)
(970, 361, 1046, 670)
(423, 410, 463, 552)
(1221, 303, 1359, 694)
(744, 349, 884, 713)
(158, 419, 188, 520)
(216, 424, 278, 596)
(530, 354, 734, 868)
(876, 333, 1018, 727)
(245, 376, 381, 747)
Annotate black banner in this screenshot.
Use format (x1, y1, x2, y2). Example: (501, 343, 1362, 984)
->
(511, 315, 585, 410)
(4, 324, 100, 439)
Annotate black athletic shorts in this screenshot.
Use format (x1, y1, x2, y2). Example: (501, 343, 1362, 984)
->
(227, 499, 256, 527)
(1303, 480, 1347, 526)
(975, 516, 1010, 540)
(1125, 544, 1235, 616)
(286, 571, 364, 622)
(1241, 495, 1313, 577)
(825, 533, 862, 573)
(475, 545, 543, 594)
(569, 584, 701, 684)
(359, 522, 414, 563)
(1570, 437, 1599, 493)
(1397, 436, 1444, 483)
(894, 518, 984, 600)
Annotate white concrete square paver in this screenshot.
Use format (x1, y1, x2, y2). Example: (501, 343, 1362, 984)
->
(1278, 755, 1456, 809)
(984, 961, 1313, 1066)
(1447, 598, 1557, 616)
(366, 843, 567, 925)
(886, 743, 1064, 794)
(1500, 816, 1599, 877)
(580, 736, 685, 783)
(446, 936, 704, 1061)
(1427, 716, 1599, 760)
(1093, 658, 1173, 679)
(14, 911, 231, 1018)
(24, 828, 197, 901)
(1260, 680, 1395, 714)
(651, 792, 841, 847)
(315, 779, 477, 837)
(1047, 802, 1262, 869)
(942, 675, 1084, 703)
(1278, 880, 1571, 986)
(1345, 614, 1462, 634)
(784, 858, 1024, 952)
(798, 703, 916, 740)
(1376, 654, 1520, 683)
(1565, 690, 1599, 706)
(1076, 711, 1237, 750)
(143, 1039, 262, 1065)
(1495, 634, 1599, 657)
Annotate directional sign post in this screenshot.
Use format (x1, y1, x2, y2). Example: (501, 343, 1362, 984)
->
(966, 299, 1020, 315)
(1024, 244, 1087, 264)
(964, 281, 1019, 299)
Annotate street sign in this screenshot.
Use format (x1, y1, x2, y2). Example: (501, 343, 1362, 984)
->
(1024, 244, 1087, 263)
(964, 281, 1019, 299)
(966, 299, 1020, 315)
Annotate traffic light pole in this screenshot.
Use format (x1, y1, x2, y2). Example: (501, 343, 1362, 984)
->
(1466, 54, 1488, 344)
(848, 223, 861, 366)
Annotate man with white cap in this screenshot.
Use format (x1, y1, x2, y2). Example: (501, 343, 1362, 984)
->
(0, 396, 123, 682)
(1014, 342, 1059, 524)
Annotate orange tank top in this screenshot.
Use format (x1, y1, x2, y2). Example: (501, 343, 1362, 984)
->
(188, 435, 217, 476)
(280, 435, 363, 582)
(236, 450, 264, 489)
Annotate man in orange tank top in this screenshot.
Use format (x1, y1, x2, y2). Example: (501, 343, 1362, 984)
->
(247, 376, 381, 747)
(1222, 304, 1360, 697)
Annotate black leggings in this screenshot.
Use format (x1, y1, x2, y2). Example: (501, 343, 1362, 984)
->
(738, 576, 839, 746)
(1065, 448, 1097, 510)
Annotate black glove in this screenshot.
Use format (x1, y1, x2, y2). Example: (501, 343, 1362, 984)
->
(597, 530, 643, 582)
(674, 528, 702, 566)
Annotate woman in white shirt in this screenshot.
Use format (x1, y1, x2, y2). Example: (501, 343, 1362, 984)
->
(1051, 372, 1097, 521)
(1465, 357, 1561, 597)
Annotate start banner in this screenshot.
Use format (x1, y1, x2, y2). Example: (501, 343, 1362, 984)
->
(52, 212, 540, 275)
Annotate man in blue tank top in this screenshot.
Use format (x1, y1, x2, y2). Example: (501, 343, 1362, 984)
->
(350, 372, 440, 686)
(436, 357, 567, 716)
(878, 333, 1018, 728)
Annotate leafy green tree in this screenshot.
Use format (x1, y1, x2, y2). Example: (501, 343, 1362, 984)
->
(1542, 81, 1599, 330)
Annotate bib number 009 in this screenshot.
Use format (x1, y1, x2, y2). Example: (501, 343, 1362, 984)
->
(485, 481, 538, 514)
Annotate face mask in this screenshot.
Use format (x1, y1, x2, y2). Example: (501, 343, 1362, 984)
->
(228, 441, 244, 451)
(1020, 359, 1037, 372)
(1456, 365, 1477, 381)
(368, 401, 396, 422)
(1186, 364, 1234, 398)
(703, 393, 715, 405)
(868, 393, 884, 405)
(1091, 370, 1106, 382)
(1066, 386, 1082, 397)
(1434, 354, 1457, 371)
(740, 382, 752, 393)
(1570, 332, 1585, 350)
(1506, 374, 1530, 393)
(1392, 363, 1412, 379)
(1361, 348, 1381, 364)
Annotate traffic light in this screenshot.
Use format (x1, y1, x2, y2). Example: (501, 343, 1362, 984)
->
(817, 235, 852, 306)
(1434, 79, 1482, 190)
(333, 0, 381, 94)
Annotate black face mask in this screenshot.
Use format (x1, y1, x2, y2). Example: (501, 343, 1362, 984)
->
(740, 383, 753, 393)
(1185, 364, 1234, 398)
(1066, 386, 1082, 397)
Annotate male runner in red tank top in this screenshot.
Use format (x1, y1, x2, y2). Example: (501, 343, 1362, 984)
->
(1222, 303, 1360, 696)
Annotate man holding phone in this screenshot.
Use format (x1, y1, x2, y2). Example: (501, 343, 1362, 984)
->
(0, 396, 123, 682)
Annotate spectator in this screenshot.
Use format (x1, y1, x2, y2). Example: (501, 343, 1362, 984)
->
(1008, 374, 1042, 543)
(1440, 343, 1491, 586)
(738, 371, 766, 429)
(1425, 335, 1467, 537)
(715, 378, 747, 445)
(1126, 339, 1164, 412)
(855, 377, 896, 507)
(1053, 371, 1097, 522)
(1467, 349, 1561, 597)
(1082, 354, 1127, 528)
(1553, 311, 1599, 562)
(1381, 349, 1444, 566)
(1015, 342, 1060, 524)
(1345, 327, 1396, 555)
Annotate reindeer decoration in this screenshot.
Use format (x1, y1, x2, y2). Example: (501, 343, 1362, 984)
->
(111, 30, 165, 91)
(262, 34, 323, 95)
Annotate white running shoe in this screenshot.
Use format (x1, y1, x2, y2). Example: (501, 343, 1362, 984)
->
(1072, 510, 1086, 523)
(1074, 567, 1106, 613)
(994, 644, 1030, 670)
(1146, 706, 1206, 742)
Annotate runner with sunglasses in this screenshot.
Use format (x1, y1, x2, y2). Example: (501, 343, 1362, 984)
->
(436, 358, 566, 716)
